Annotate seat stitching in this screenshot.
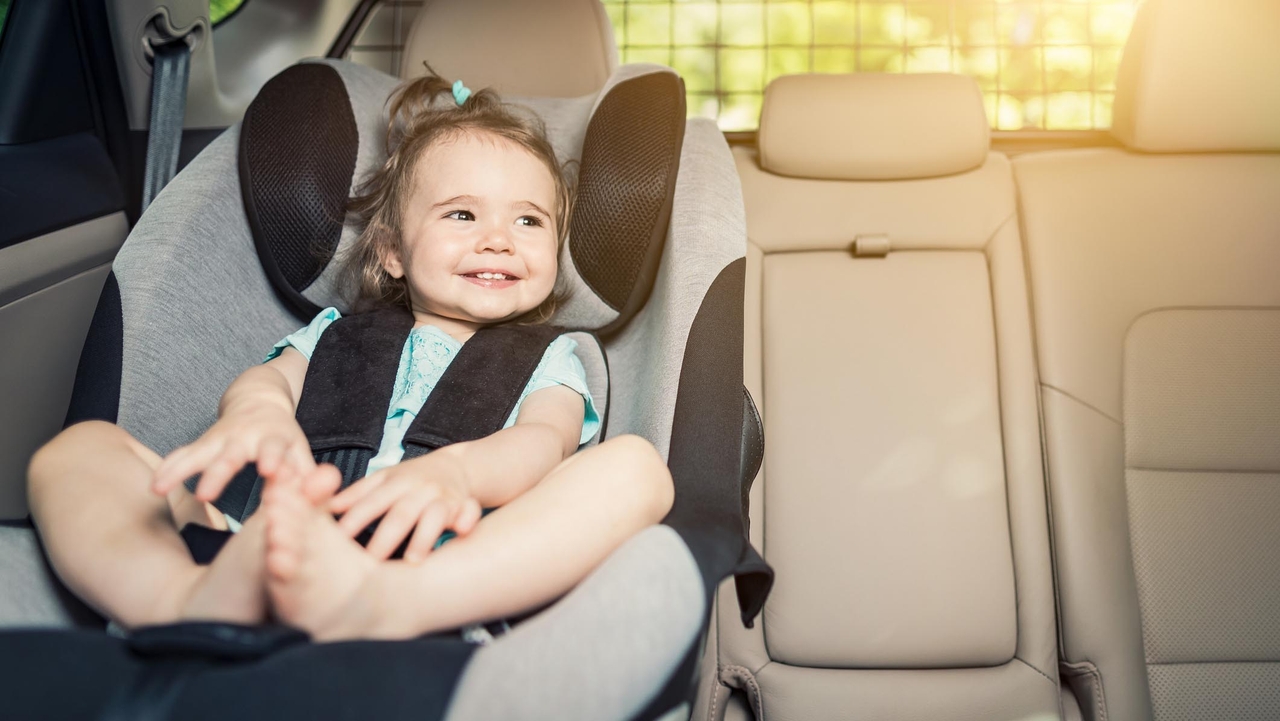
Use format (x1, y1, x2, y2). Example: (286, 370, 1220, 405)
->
(1062, 660, 1108, 721)
(719, 664, 765, 720)
(1015, 655, 1058, 687)
(1041, 383, 1122, 425)
(708, 668, 720, 721)
(1126, 465, 1280, 475)
(1148, 659, 1280, 667)
(982, 211, 1018, 252)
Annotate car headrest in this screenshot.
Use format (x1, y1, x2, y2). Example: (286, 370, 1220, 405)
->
(1111, 0, 1280, 153)
(239, 60, 685, 335)
(757, 73, 989, 181)
(398, 0, 618, 98)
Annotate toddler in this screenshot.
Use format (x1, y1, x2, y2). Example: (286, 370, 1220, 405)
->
(27, 70, 674, 642)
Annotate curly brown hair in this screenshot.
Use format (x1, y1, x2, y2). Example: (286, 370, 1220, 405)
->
(344, 65, 574, 324)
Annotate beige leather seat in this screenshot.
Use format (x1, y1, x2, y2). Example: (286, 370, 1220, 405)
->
(696, 73, 1061, 720)
(1013, 1, 1280, 719)
(398, 0, 617, 97)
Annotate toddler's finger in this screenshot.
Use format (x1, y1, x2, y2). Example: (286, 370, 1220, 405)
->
(153, 440, 223, 495)
(365, 496, 431, 560)
(267, 439, 311, 493)
(336, 473, 434, 533)
(334, 478, 414, 537)
(452, 498, 483, 537)
(403, 503, 451, 563)
(329, 471, 385, 514)
(256, 437, 288, 477)
(194, 441, 249, 502)
(285, 438, 315, 476)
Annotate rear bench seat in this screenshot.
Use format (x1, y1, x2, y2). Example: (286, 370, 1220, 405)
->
(1013, 0, 1280, 719)
(697, 73, 1061, 720)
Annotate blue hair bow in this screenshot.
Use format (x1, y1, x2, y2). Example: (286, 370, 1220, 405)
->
(452, 79, 472, 107)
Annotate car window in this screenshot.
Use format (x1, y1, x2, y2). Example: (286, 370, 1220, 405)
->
(0, 0, 11, 45)
(340, 0, 1143, 133)
(602, 0, 1143, 132)
(346, 1, 418, 77)
(211, 0, 247, 25)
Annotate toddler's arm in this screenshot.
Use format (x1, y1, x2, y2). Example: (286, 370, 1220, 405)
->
(429, 383, 586, 506)
(151, 346, 311, 502)
(328, 384, 585, 559)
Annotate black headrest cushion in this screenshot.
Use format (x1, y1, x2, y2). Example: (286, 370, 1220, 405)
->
(240, 63, 357, 322)
(569, 72, 685, 334)
(238, 62, 685, 332)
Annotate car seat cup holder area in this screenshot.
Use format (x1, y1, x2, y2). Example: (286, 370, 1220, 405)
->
(5, 58, 771, 721)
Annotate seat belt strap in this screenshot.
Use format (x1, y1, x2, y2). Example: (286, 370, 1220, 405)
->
(140, 40, 192, 213)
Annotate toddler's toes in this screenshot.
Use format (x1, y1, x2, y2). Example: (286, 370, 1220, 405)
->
(264, 492, 305, 582)
(265, 520, 295, 580)
(302, 464, 342, 506)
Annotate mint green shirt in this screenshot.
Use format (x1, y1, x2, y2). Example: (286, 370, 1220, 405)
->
(266, 307, 601, 479)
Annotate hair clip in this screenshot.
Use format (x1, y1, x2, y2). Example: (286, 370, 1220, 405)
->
(452, 80, 472, 107)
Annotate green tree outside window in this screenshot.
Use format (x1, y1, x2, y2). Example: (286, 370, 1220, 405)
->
(0, 0, 11, 41)
(211, 0, 246, 25)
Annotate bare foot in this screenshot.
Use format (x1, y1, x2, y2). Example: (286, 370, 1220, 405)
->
(166, 512, 270, 625)
(263, 468, 402, 641)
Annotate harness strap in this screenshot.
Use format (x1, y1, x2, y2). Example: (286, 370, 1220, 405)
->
(402, 324, 565, 459)
(295, 307, 413, 453)
(214, 308, 411, 520)
(216, 308, 565, 522)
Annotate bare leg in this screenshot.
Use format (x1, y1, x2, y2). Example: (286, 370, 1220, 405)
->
(27, 420, 272, 629)
(265, 434, 675, 641)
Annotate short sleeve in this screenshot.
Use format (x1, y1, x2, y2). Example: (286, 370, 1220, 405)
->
(264, 307, 342, 363)
(525, 335, 601, 446)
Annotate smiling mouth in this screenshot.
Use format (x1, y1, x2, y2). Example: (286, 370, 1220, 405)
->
(461, 271, 520, 289)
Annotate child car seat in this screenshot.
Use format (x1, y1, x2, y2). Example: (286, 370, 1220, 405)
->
(0, 59, 770, 721)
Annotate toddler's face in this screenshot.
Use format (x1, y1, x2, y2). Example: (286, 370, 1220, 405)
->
(387, 131, 559, 326)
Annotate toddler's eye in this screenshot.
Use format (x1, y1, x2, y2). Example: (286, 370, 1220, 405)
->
(517, 216, 543, 227)
(446, 210, 474, 221)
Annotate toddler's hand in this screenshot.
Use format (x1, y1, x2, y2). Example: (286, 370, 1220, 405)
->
(329, 458, 481, 562)
(151, 401, 313, 503)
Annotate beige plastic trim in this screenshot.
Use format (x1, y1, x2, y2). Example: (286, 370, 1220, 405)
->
(1, 266, 115, 520)
(0, 213, 127, 519)
(106, 0, 361, 129)
(0, 213, 127, 308)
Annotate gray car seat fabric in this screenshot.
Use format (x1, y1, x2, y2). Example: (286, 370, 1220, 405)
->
(446, 525, 705, 721)
(0, 521, 99, 629)
(1, 56, 766, 720)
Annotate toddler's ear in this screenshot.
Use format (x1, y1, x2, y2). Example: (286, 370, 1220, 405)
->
(380, 248, 405, 279)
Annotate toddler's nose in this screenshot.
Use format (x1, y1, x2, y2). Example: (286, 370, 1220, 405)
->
(477, 226, 515, 254)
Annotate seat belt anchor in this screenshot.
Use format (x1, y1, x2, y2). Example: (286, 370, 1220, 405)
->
(139, 7, 207, 65)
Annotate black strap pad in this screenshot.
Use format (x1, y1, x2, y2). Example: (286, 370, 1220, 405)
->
(402, 324, 565, 456)
(294, 307, 414, 452)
